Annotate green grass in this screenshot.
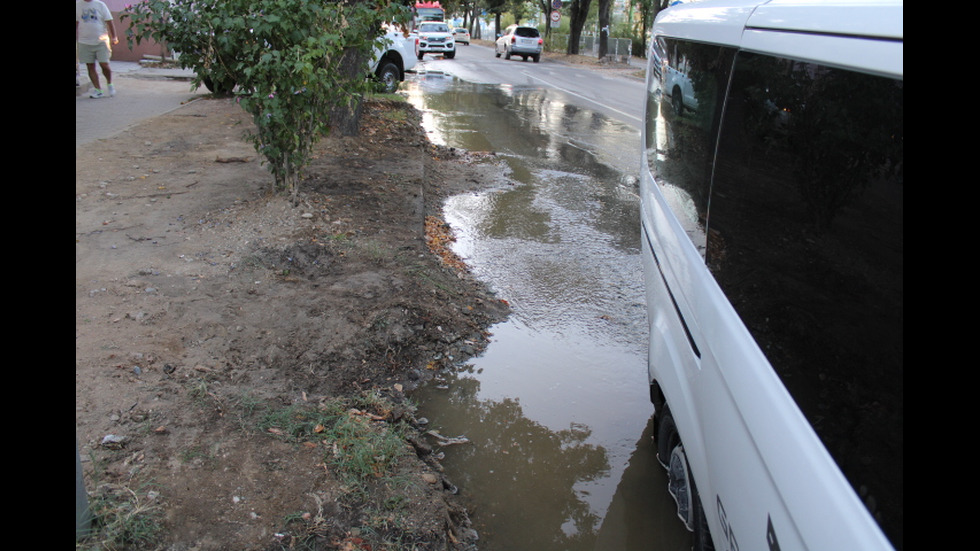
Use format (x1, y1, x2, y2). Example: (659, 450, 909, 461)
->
(258, 392, 413, 487)
(76, 392, 419, 550)
(76, 481, 164, 551)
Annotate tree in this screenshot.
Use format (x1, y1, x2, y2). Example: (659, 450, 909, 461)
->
(327, 0, 402, 138)
(597, 0, 610, 59)
(531, 0, 553, 41)
(633, 0, 669, 56)
(485, 0, 507, 36)
(565, 0, 592, 54)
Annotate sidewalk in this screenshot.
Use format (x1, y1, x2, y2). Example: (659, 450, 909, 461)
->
(75, 61, 206, 148)
(76, 60, 196, 95)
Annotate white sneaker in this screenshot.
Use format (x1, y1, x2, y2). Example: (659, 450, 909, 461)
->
(108, 84, 116, 97)
(90, 89, 105, 99)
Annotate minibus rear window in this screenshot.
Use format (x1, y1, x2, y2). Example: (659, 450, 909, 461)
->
(708, 51, 904, 547)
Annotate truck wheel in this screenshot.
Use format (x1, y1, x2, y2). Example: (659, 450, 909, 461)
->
(533, 54, 540, 62)
(445, 50, 455, 59)
(203, 75, 235, 96)
(374, 60, 400, 94)
(672, 87, 685, 115)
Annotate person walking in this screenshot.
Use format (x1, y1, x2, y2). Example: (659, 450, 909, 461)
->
(76, 0, 119, 99)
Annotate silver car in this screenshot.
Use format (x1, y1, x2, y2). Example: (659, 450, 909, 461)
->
(495, 25, 542, 62)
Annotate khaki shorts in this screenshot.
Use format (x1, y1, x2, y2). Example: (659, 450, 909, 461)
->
(78, 41, 111, 64)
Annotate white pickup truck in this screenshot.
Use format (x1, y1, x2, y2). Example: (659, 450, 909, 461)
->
(371, 25, 419, 93)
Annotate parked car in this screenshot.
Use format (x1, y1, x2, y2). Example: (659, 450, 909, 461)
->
(495, 25, 542, 62)
(640, 1, 903, 550)
(416, 21, 455, 60)
(370, 25, 419, 93)
(453, 27, 470, 45)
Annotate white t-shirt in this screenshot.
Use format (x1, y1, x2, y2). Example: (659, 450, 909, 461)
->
(76, 0, 113, 45)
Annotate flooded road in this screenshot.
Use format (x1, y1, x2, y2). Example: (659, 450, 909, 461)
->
(404, 68, 692, 550)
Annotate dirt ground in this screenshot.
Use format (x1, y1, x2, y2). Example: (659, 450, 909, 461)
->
(76, 95, 513, 550)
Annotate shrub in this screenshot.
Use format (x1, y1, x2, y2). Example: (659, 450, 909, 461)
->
(124, 0, 411, 199)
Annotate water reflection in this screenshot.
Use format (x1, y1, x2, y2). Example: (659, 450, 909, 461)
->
(424, 370, 608, 549)
(405, 73, 691, 550)
(443, 173, 645, 342)
(405, 75, 638, 175)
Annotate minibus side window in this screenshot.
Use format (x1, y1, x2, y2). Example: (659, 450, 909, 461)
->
(708, 51, 903, 548)
(644, 38, 736, 257)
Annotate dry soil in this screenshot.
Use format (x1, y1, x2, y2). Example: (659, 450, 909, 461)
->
(76, 95, 511, 550)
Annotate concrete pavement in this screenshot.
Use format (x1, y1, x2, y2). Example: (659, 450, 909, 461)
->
(76, 61, 206, 148)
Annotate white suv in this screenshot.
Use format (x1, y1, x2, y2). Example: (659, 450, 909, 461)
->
(370, 25, 419, 93)
(641, 1, 903, 550)
(494, 25, 542, 62)
(415, 21, 455, 60)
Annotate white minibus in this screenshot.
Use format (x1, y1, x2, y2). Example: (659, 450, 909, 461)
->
(640, 1, 902, 549)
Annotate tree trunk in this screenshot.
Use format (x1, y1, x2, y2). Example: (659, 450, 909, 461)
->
(567, 0, 591, 55)
(328, 25, 374, 137)
(597, 0, 610, 59)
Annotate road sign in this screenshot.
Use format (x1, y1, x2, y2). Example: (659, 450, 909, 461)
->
(552, 0, 563, 9)
(550, 10, 561, 27)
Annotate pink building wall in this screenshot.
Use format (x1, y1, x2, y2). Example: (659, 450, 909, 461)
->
(93, 0, 172, 62)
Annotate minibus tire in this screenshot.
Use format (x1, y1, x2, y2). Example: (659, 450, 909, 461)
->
(656, 409, 680, 470)
(661, 408, 715, 550)
(691, 479, 715, 551)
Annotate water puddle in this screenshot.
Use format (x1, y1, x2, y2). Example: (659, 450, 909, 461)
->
(405, 74, 691, 550)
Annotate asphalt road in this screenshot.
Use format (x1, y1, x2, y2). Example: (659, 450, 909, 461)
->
(414, 42, 647, 128)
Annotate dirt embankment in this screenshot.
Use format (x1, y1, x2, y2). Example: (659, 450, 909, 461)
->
(76, 95, 511, 550)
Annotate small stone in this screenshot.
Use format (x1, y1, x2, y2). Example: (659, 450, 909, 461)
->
(101, 434, 127, 448)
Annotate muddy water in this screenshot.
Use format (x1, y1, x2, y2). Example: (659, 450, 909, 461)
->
(405, 73, 692, 550)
